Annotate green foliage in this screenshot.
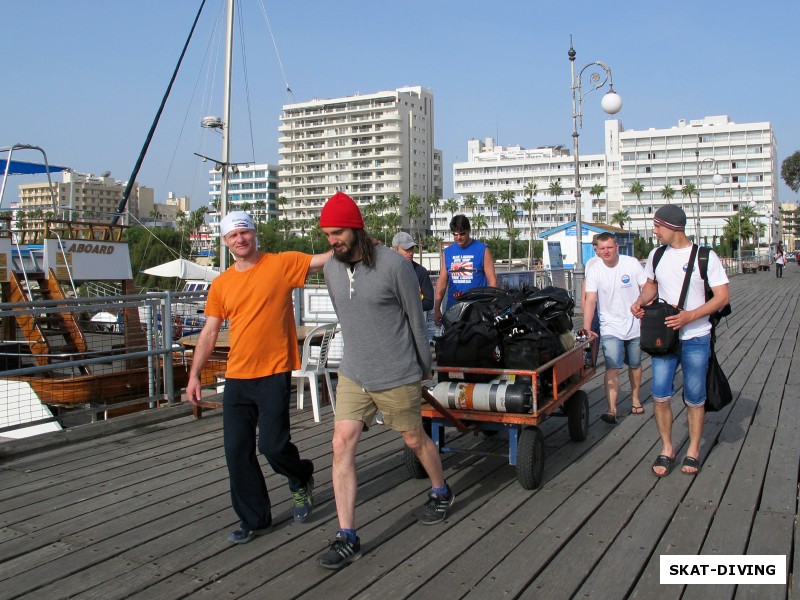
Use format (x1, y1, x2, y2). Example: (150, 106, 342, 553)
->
(633, 237, 655, 259)
(781, 151, 800, 192)
(128, 226, 192, 290)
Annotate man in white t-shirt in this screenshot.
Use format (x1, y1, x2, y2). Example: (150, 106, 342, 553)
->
(631, 205, 730, 478)
(583, 232, 647, 424)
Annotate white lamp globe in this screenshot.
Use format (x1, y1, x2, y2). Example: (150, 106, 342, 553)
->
(601, 91, 623, 115)
(712, 173, 724, 185)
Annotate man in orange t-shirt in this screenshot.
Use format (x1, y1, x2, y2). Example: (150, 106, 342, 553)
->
(186, 211, 332, 545)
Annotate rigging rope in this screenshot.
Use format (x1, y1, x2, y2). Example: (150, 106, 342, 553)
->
(257, 0, 294, 100)
(112, 0, 208, 225)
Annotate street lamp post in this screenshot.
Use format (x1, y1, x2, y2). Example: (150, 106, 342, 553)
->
(693, 146, 723, 243)
(569, 38, 621, 307)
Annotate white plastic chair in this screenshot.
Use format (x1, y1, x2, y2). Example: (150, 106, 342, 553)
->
(292, 323, 337, 422)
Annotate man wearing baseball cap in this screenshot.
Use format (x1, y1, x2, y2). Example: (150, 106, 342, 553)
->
(186, 211, 332, 544)
(631, 205, 730, 478)
(315, 192, 453, 570)
(392, 231, 434, 313)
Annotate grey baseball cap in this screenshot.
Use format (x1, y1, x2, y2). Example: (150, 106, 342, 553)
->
(392, 231, 417, 250)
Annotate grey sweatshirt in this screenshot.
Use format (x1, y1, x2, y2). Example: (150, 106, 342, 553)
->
(324, 245, 432, 391)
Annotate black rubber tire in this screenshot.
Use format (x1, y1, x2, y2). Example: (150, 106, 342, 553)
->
(404, 418, 433, 479)
(566, 390, 590, 442)
(516, 427, 545, 490)
(404, 446, 427, 479)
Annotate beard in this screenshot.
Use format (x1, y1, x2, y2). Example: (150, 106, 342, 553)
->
(332, 241, 360, 263)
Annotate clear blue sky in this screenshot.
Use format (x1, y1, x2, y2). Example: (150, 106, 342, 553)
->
(2, 0, 798, 211)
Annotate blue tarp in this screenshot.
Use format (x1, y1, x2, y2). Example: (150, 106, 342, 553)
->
(1, 160, 69, 176)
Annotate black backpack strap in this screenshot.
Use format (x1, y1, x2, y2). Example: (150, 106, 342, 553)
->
(698, 246, 712, 302)
(651, 244, 668, 283)
(677, 244, 699, 311)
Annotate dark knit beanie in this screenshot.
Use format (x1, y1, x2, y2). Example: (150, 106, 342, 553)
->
(320, 192, 364, 229)
(653, 205, 687, 231)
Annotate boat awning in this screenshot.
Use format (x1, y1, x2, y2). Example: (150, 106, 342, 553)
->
(142, 258, 219, 281)
(2, 160, 70, 176)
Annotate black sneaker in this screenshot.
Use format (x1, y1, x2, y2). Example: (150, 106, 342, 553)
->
(291, 475, 314, 523)
(315, 531, 362, 570)
(418, 487, 455, 525)
(227, 525, 271, 544)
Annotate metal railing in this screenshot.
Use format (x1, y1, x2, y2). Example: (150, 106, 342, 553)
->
(0, 291, 215, 437)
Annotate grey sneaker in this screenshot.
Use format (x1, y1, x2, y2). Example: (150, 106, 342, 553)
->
(291, 475, 314, 523)
(418, 487, 455, 525)
(316, 531, 362, 570)
(375, 411, 385, 425)
(227, 525, 271, 544)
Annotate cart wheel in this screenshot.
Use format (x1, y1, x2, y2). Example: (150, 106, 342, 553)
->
(404, 418, 433, 479)
(516, 427, 544, 490)
(566, 390, 589, 442)
(404, 446, 427, 479)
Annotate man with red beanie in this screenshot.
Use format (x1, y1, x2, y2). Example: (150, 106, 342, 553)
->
(315, 191, 454, 570)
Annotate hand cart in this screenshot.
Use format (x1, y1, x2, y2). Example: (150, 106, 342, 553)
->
(405, 340, 596, 490)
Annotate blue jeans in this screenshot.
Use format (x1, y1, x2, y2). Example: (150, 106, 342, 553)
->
(223, 373, 314, 530)
(651, 334, 712, 407)
(600, 335, 641, 369)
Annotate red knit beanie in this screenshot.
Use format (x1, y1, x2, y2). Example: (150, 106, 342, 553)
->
(320, 192, 364, 229)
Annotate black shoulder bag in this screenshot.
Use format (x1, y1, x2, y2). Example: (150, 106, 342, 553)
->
(640, 245, 697, 356)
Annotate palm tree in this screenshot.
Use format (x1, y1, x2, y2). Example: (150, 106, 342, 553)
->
(681, 182, 698, 233)
(386, 194, 401, 216)
(499, 203, 519, 270)
(443, 197, 459, 218)
(589, 184, 605, 223)
(629, 180, 647, 237)
(426, 194, 438, 242)
(471, 214, 488, 239)
(548, 181, 564, 217)
(254, 200, 267, 223)
(611, 209, 630, 229)
(406, 194, 423, 246)
(462, 193, 478, 216)
(660, 185, 675, 204)
(484, 192, 498, 235)
(522, 182, 538, 268)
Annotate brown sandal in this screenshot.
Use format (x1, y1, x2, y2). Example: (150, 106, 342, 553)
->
(631, 404, 644, 415)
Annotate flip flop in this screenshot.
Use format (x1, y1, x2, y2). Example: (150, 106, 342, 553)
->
(652, 454, 675, 478)
(631, 404, 644, 415)
(600, 412, 617, 425)
(681, 456, 702, 475)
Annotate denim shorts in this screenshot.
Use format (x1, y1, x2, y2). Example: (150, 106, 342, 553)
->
(600, 335, 641, 369)
(651, 334, 712, 407)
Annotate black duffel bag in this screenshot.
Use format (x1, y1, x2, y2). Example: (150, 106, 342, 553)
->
(639, 299, 680, 355)
(521, 286, 575, 333)
(434, 319, 503, 375)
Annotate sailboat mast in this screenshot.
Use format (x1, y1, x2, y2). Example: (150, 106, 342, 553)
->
(219, 0, 235, 271)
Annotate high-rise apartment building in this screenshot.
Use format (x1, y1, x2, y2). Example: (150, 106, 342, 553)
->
(447, 138, 608, 239)
(449, 116, 778, 249)
(278, 86, 438, 234)
(617, 115, 778, 244)
(16, 171, 153, 237)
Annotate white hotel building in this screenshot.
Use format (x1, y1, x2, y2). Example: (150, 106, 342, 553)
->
(207, 163, 280, 238)
(278, 86, 441, 235)
(448, 115, 778, 247)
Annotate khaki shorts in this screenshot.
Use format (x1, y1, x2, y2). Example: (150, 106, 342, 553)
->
(335, 375, 422, 432)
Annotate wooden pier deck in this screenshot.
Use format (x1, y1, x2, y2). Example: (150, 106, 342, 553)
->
(0, 268, 797, 599)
